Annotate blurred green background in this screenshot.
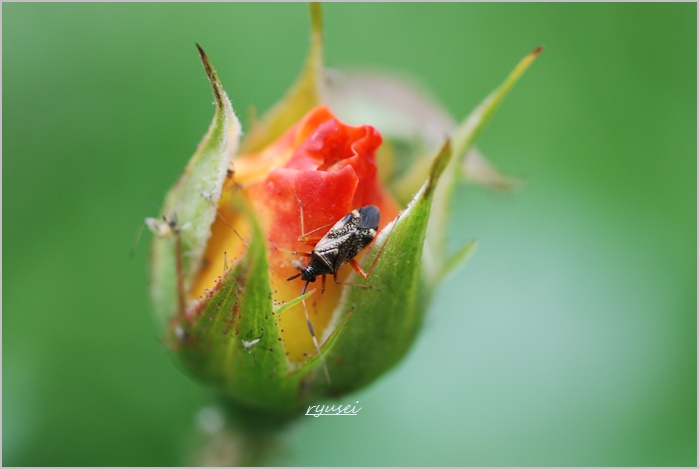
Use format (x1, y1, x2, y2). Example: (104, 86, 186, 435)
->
(3, 3, 696, 466)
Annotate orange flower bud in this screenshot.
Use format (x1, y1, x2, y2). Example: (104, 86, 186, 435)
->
(148, 7, 541, 417)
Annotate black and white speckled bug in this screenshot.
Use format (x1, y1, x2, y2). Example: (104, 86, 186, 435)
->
(286, 205, 381, 295)
(284, 203, 395, 384)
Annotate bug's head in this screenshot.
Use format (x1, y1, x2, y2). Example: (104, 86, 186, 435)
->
(357, 205, 380, 231)
(300, 267, 317, 283)
(287, 261, 317, 283)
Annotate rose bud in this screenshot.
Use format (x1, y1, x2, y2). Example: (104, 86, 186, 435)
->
(148, 5, 541, 417)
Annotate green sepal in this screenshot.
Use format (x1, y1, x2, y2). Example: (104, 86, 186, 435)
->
(290, 304, 354, 382)
(171, 215, 302, 414)
(306, 140, 453, 395)
(149, 46, 242, 330)
(437, 239, 478, 284)
(427, 47, 543, 282)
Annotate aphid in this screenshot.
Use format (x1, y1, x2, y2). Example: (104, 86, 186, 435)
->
(285, 203, 390, 384)
(241, 337, 261, 349)
(145, 214, 184, 238)
(141, 213, 188, 317)
(131, 214, 179, 258)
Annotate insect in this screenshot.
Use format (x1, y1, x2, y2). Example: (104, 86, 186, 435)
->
(144, 214, 184, 238)
(285, 203, 391, 384)
(286, 205, 381, 295)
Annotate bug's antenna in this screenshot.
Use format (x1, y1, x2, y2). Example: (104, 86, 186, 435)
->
(215, 208, 248, 247)
(129, 223, 146, 258)
(294, 193, 306, 237)
(301, 281, 331, 384)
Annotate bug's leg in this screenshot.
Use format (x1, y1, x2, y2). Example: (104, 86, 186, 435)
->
(293, 193, 335, 245)
(297, 219, 337, 245)
(333, 270, 373, 289)
(200, 189, 247, 247)
(191, 196, 248, 278)
(129, 223, 146, 259)
(349, 259, 371, 279)
(215, 208, 248, 247)
(300, 281, 331, 384)
(321, 274, 326, 294)
(298, 224, 335, 246)
(294, 193, 306, 239)
(273, 244, 313, 257)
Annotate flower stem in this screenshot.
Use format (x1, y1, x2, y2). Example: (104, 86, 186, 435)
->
(190, 400, 299, 466)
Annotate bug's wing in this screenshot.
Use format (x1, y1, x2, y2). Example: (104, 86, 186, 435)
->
(314, 230, 353, 271)
(328, 212, 354, 235)
(311, 249, 338, 272)
(314, 232, 351, 255)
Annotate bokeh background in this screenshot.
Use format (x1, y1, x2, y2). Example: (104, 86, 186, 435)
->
(3, 3, 696, 466)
